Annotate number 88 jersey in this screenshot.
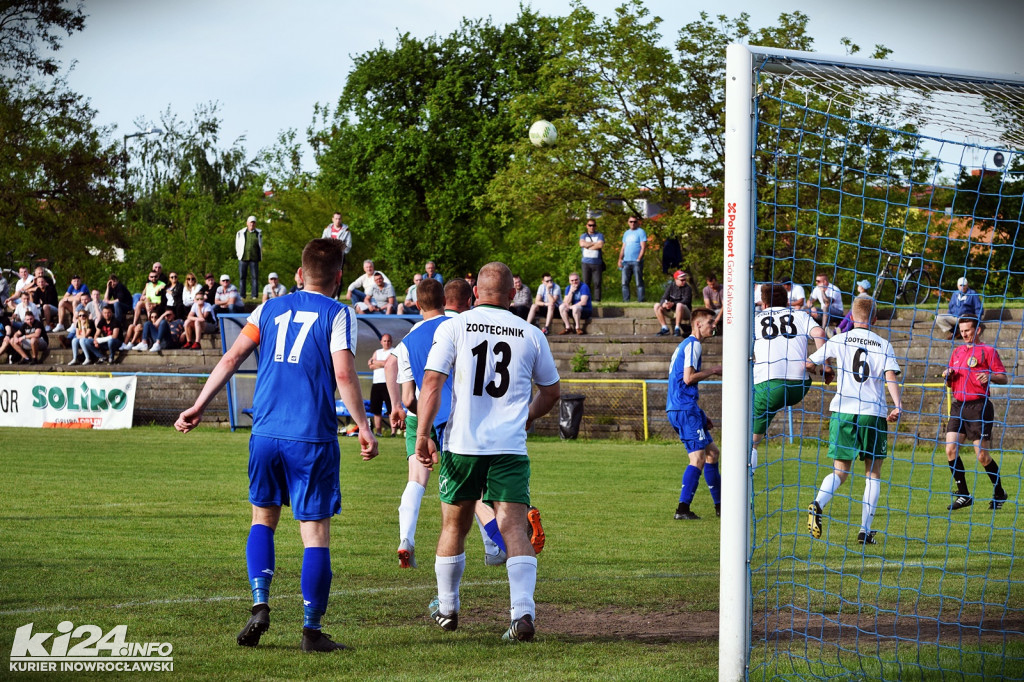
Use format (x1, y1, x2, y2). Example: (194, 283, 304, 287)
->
(426, 304, 559, 456)
(753, 306, 820, 384)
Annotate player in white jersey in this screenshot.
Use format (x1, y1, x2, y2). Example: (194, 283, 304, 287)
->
(415, 262, 560, 642)
(751, 283, 829, 472)
(805, 297, 902, 545)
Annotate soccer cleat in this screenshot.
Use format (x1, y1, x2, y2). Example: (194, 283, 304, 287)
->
(715, 504, 721, 518)
(990, 490, 1007, 510)
(236, 604, 270, 647)
(673, 509, 700, 520)
(807, 501, 823, 539)
(527, 506, 545, 554)
(484, 549, 508, 566)
(429, 597, 458, 631)
(656, 326, 670, 336)
(502, 614, 535, 643)
(948, 495, 973, 511)
(301, 627, 346, 652)
(398, 538, 416, 568)
(857, 530, 878, 545)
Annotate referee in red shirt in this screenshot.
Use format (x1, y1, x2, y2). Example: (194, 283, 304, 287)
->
(941, 317, 1009, 511)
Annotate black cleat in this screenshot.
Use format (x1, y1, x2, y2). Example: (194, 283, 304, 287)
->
(502, 614, 535, 642)
(857, 530, 878, 545)
(429, 597, 458, 631)
(990, 490, 1007, 510)
(674, 509, 700, 520)
(715, 504, 721, 518)
(948, 495, 973, 511)
(236, 604, 270, 647)
(301, 627, 347, 652)
(808, 501, 823, 539)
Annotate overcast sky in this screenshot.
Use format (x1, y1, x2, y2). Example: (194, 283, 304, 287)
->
(61, 0, 1024, 164)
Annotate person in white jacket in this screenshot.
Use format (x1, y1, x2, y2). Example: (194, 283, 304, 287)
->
(321, 213, 352, 269)
(235, 216, 263, 300)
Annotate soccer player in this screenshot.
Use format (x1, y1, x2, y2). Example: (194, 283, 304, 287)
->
(805, 297, 902, 545)
(175, 238, 377, 653)
(941, 317, 1009, 511)
(668, 308, 723, 520)
(415, 261, 560, 642)
(751, 283, 829, 473)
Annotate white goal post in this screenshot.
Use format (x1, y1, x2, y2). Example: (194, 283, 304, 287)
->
(720, 43, 1024, 682)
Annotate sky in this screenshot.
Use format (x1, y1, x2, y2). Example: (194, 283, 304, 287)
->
(59, 0, 1024, 166)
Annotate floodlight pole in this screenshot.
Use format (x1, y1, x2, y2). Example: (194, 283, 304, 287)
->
(719, 43, 754, 682)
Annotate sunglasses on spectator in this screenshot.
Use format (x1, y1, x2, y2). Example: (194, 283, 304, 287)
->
(170, 275, 178, 279)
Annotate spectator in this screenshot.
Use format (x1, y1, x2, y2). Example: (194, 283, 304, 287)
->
(618, 216, 647, 302)
(655, 270, 693, 337)
(262, 272, 287, 303)
(103, 273, 133, 324)
(30, 274, 59, 329)
(12, 266, 32, 297)
(215, 274, 244, 314)
(139, 309, 184, 352)
(85, 289, 104, 324)
(347, 260, 392, 304)
(526, 273, 561, 335)
(703, 274, 724, 331)
(935, 277, 983, 339)
(837, 280, 873, 334)
(236, 215, 263, 300)
(93, 304, 123, 364)
(0, 271, 7, 309)
(579, 218, 605, 302)
(12, 291, 41, 325)
(321, 212, 352, 269)
(184, 291, 217, 349)
(558, 272, 592, 335)
(129, 270, 167, 333)
(367, 334, 395, 437)
(181, 272, 204, 310)
(510, 274, 532, 320)
(465, 272, 477, 307)
(423, 260, 443, 284)
(398, 274, 422, 315)
(806, 272, 845, 330)
(355, 272, 396, 314)
(289, 267, 304, 294)
(55, 274, 89, 331)
(0, 310, 13, 361)
(164, 271, 186, 320)
(198, 273, 217, 298)
(780, 277, 806, 308)
(9, 310, 47, 364)
(68, 309, 100, 365)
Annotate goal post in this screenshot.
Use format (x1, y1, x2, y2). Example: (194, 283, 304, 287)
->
(721, 44, 1024, 681)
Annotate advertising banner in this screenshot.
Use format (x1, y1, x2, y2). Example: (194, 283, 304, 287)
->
(0, 374, 137, 429)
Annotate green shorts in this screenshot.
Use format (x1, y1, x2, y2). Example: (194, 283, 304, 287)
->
(404, 414, 439, 459)
(828, 412, 888, 462)
(437, 451, 531, 505)
(753, 378, 811, 434)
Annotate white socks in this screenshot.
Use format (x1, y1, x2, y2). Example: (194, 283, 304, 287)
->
(434, 553, 465, 614)
(815, 473, 844, 509)
(506, 555, 537, 620)
(750, 447, 758, 474)
(398, 482, 425, 545)
(861, 477, 881, 533)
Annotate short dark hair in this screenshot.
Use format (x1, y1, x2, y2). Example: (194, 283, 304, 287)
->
(444, 278, 473, 307)
(958, 316, 979, 330)
(691, 307, 715, 326)
(763, 283, 788, 308)
(417, 278, 443, 312)
(301, 238, 345, 288)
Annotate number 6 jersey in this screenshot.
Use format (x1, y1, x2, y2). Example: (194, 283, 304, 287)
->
(807, 328, 901, 417)
(425, 304, 560, 456)
(753, 306, 821, 384)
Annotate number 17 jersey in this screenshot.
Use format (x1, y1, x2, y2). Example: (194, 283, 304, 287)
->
(425, 304, 559, 456)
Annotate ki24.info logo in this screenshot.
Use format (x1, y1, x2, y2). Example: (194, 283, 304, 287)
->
(9, 622, 173, 673)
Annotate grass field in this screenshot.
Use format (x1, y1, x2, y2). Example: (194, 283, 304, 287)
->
(2, 428, 1022, 680)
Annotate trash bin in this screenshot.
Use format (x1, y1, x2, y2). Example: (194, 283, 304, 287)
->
(559, 394, 586, 440)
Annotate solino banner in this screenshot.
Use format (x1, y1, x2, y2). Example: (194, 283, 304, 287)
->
(0, 374, 137, 430)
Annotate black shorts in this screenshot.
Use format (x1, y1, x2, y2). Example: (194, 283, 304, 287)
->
(368, 382, 391, 417)
(946, 399, 994, 442)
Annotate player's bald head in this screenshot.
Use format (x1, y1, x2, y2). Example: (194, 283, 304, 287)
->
(476, 262, 513, 304)
(417, 277, 443, 312)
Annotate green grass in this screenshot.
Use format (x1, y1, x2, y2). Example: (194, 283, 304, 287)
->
(1, 429, 1021, 680)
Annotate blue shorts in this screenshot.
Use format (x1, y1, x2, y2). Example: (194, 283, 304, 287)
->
(668, 407, 713, 454)
(248, 434, 341, 521)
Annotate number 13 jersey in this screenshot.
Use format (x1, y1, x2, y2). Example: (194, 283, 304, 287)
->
(425, 304, 559, 456)
(753, 306, 820, 384)
(807, 328, 901, 417)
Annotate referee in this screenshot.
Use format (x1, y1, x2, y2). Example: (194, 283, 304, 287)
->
(942, 317, 1009, 511)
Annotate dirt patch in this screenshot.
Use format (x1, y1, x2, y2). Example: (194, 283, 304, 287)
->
(535, 605, 718, 642)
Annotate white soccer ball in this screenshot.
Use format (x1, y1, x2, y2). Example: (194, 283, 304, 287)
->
(529, 120, 557, 147)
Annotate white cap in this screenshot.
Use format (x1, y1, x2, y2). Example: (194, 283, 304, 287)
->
(268, 272, 279, 280)
(957, 277, 969, 287)
(220, 274, 230, 282)
(247, 215, 257, 223)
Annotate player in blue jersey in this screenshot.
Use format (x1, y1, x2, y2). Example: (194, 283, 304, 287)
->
(667, 308, 723, 520)
(175, 239, 377, 653)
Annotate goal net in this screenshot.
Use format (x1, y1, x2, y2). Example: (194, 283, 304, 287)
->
(721, 45, 1024, 681)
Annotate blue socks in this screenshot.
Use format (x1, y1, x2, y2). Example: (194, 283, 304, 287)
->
(679, 465, 702, 505)
(483, 519, 507, 553)
(704, 462, 722, 505)
(301, 547, 332, 630)
(246, 524, 275, 606)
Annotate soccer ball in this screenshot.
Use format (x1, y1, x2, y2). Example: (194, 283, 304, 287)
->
(529, 120, 557, 147)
